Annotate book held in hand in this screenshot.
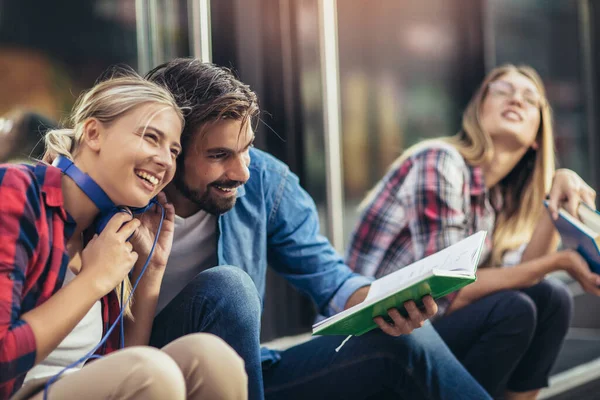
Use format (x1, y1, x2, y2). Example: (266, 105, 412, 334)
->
(312, 231, 487, 337)
(544, 200, 600, 274)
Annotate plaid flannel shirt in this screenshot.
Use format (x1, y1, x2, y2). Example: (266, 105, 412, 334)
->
(0, 163, 120, 398)
(346, 142, 501, 318)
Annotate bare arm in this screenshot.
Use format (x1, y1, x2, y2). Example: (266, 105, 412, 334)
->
(21, 276, 103, 363)
(23, 214, 140, 362)
(521, 211, 560, 263)
(448, 250, 600, 313)
(525, 167, 598, 263)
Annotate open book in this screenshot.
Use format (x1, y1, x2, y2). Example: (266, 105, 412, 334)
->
(312, 231, 487, 337)
(544, 201, 600, 274)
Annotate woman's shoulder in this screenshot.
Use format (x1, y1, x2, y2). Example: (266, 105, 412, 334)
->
(0, 162, 62, 206)
(0, 163, 38, 190)
(388, 140, 468, 177)
(409, 140, 466, 166)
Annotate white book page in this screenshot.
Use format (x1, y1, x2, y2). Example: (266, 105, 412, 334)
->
(559, 207, 597, 238)
(578, 204, 600, 235)
(313, 231, 486, 332)
(365, 231, 486, 302)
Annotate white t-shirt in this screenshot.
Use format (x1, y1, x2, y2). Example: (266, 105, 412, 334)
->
(24, 268, 102, 383)
(156, 210, 218, 314)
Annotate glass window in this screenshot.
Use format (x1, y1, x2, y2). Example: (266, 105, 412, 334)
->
(0, 0, 139, 162)
(486, 0, 591, 183)
(336, 1, 473, 243)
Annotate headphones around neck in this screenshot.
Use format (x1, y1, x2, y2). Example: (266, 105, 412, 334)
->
(52, 155, 158, 235)
(44, 155, 165, 400)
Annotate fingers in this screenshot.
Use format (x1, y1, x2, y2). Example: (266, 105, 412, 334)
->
(104, 211, 135, 235)
(116, 218, 141, 241)
(565, 191, 580, 218)
(373, 315, 408, 337)
(155, 192, 168, 206)
(130, 251, 139, 265)
(163, 201, 175, 222)
(403, 301, 425, 329)
(550, 170, 596, 218)
(546, 184, 561, 220)
(156, 192, 174, 219)
(147, 193, 165, 215)
(421, 295, 438, 318)
(374, 299, 434, 337)
(583, 270, 600, 294)
(590, 272, 600, 286)
(581, 275, 600, 296)
(568, 254, 600, 295)
(581, 186, 597, 209)
(125, 241, 134, 253)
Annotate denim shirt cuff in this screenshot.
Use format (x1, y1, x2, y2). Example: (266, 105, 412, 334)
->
(327, 275, 374, 316)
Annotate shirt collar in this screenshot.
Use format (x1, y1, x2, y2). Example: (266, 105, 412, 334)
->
(468, 164, 486, 196)
(468, 163, 503, 211)
(34, 163, 70, 221)
(236, 183, 246, 198)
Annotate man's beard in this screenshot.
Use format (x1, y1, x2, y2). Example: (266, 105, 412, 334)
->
(173, 170, 240, 216)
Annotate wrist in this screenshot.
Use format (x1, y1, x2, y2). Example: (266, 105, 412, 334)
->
(72, 270, 109, 300)
(345, 286, 369, 310)
(552, 251, 574, 273)
(131, 262, 165, 286)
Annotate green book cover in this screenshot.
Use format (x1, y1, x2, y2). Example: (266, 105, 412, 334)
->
(312, 231, 487, 337)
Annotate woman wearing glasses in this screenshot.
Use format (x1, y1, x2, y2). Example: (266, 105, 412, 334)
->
(347, 64, 597, 400)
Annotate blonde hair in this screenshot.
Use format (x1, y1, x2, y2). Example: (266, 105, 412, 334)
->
(362, 64, 555, 267)
(44, 71, 184, 317)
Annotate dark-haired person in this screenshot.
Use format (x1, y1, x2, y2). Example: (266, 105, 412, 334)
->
(145, 58, 492, 400)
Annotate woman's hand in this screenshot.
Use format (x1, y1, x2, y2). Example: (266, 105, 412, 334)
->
(557, 250, 600, 296)
(129, 192, 176, 273)
(547, 169, 596, 219)
(78, 213, 140, 296)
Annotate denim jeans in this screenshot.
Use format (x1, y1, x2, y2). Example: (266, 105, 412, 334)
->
(433, 278, 573, 397)
(151, 266, 491, 400)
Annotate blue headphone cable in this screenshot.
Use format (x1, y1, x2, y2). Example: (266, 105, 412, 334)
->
(42, 203, 165, 400)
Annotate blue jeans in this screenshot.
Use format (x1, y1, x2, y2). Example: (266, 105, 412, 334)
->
(150, 266, 491, 400)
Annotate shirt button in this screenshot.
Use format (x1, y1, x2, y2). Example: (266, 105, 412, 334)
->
(7, 272, 15, 280)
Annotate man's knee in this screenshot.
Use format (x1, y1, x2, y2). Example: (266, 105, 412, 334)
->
(199, 266, 262, 311)
(166, 333, 248, 399)
(119, 347, 186, 400)
(195, 266, 262, 326)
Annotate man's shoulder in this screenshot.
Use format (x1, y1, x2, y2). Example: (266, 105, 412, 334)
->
(236, 148, 297, 210)
(246, 148, 293, 192)
(249, 148, 290, 175)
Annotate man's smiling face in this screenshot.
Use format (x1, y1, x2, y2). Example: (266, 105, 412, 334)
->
(172, 118, 254, 215)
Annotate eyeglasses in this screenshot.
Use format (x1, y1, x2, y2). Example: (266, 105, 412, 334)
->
(487, 80, 546, 109)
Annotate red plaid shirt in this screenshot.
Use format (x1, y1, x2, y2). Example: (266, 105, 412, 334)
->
(0, 163, 121, 398)
(346, 143, 501, 317)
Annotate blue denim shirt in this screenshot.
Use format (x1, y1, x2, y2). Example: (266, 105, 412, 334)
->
(217, 148, 372, 365)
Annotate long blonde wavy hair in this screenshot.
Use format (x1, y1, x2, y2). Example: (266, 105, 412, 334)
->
(43, 71, 184, 317)
(362, 64, 555, 267)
